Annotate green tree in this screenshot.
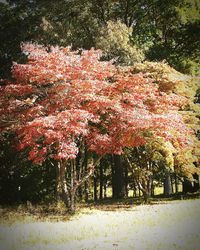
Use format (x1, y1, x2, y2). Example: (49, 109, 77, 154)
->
(95, 20, 144, 65)
(1, 0, 199, 77)
(131, 61, 200, 186)
(132, 0, 200, 75)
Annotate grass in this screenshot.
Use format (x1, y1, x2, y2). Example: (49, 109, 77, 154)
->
(0, 197, 200, 250)
(96, 184, 183, 198)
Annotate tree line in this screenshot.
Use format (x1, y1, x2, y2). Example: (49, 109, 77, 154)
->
(1, 0, 200, 78)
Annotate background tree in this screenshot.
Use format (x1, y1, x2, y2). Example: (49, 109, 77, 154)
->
(125, 138, 176, 202)
(0, 134, 57, 204)
(131, 61, 200, 191)
(95, 20, 144, 65)
(1, 0, 199, 78)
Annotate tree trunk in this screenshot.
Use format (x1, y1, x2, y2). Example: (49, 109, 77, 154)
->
(56, 160, 78, 213)
(103, 163, 107, 198)
(143, 190, 150, 203)
(84, 151, 89, 202)
(56, 161, 69, 206)
(171, 174, 174, 193)
(147, 178, 152, 197)
(69, 191, 76, 214)
(141, 179, 150, 203)
(56, 156, 102, 213)
(174, 173, 178, 193)
(99, 159, 103, 200)
(111, 156, 115, 198)
(164, 172, 172, 196)
(151, 179, 154, 197)
(112, 155, 126, 199)
(124, 163, 128, 197)
(193, 174, 200, 192)
(84, 181, 89, 202)
(76, 148, 83, 201)
(93, 175, 98, 201)
(183, 178, 193, 193)
(133, 179, 137, 197)
(103, 181, 107, 198)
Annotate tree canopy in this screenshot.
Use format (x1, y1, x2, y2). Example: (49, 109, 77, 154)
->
(0, 0, 200, 77)
(0, 43, 197, 211)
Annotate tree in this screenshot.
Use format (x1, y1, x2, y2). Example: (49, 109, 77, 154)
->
(0, 0, 100, 78)
(0, 43, 115, 212)
(131, 61, 200, 189)
(111, 155, 126, 199)
(0, 43, 193, 211)
(124, 137, 176, 202)
(95, 20, 144, 65)
(1, 1, 199, 78)
(0, 133, 57, 205)
(132, 0, 200, 75)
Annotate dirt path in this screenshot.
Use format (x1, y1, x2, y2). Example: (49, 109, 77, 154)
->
(0, 199, 200, 250)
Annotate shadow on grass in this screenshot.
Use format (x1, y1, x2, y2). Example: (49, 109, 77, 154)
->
(80, 191, 200, 211)
(0, 192, 199, 222)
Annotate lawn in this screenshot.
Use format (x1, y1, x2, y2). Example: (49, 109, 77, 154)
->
(0, 199, 200, 250)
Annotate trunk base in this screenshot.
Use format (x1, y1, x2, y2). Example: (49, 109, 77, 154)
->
(143, 192, 150, 204)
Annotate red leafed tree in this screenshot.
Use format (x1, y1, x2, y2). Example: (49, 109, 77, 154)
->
(0, 43, 193, 212)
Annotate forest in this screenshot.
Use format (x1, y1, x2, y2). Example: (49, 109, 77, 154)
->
(0, 0, 200, 215)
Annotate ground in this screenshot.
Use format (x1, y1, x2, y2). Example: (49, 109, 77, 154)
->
(0, 199, 200, 250)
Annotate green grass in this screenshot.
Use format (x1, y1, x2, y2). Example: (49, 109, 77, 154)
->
(90, 184, 183, 199)
(0, 198, 200, 250)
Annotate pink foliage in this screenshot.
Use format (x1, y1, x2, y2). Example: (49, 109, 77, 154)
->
(0, 43, 192, 163)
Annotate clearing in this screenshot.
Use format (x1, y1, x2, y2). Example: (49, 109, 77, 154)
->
(0, 199, 200, 250)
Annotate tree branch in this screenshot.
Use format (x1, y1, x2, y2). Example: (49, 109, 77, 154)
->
(74, 155, 103, 189)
